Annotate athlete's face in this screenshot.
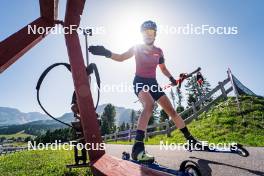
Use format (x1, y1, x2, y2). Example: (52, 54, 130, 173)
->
(142, 29, 156, 45)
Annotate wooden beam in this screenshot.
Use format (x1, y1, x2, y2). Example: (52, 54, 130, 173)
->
(0, 17, 55, 73)
(219, 81, 227, 99)
(92, 154, 173, 176)
(64, 0, 105, 163)
(0, 0, 59, 73)
(39, 0, 59, 23)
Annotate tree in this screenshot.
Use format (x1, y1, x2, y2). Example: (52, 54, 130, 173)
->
(185, 76, 198, 106)
(159, 109, 169, 130)
(147, 103, 159, 132)
(118, 122, 126, 132)
(125, 123, 130, 130)
(101, 117, 110, 136)
(148, 103, 159, 125)
(0, 137, 6, 143)
(169, 89, 176, 109)
(200, 77, 212, 100)
(130, 110, 137, 129)
(34, 128, 75, 144)
(16, 137, 23, 142)
(185, 75, 212, 107)
(159, 109, 169, 123)
(100, 104, 116, 135)
(176, 106, 184, 113)
(168, 85, 185, 113)
(175, 87, 185, 113)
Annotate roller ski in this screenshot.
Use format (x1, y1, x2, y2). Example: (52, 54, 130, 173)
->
(122, 151, 202, 176)
(185, 139, 249, 157)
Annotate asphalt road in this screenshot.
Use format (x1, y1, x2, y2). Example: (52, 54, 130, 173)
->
(106, 144, 264, 176)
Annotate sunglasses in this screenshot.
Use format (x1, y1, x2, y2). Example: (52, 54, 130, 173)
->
(142, 29, 156, 37)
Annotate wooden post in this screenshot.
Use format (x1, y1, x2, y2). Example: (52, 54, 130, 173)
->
(218, 81, 227, 99)
(104, 135, 107, 142)
(165, 119, 171, 137)
(227, 68, 242, 113)
(64, 0, 105, 163)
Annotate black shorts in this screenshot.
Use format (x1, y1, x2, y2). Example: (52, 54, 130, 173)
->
(133, 75, 165, 101)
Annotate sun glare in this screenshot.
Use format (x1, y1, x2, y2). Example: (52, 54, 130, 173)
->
(109, 17, 143, 51)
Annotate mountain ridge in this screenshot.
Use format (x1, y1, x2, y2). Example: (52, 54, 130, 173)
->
(0, 104, 134, 133)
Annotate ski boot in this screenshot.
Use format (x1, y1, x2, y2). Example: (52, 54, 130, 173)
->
(131, 141, 155, 164)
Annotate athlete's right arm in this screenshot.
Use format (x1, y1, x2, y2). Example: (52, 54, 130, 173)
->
(110, 47, 134, 62)
(89, 45, 134, 62)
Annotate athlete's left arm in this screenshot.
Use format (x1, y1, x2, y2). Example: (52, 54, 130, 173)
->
(158, 60, 173, 78)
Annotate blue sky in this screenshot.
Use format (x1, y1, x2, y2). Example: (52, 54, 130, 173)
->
(0, 0, 263, 116)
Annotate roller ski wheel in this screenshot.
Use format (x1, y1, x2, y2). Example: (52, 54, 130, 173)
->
(231, 144, 249, 157)
(180, 160, 202, 176)
(122, 151, 130, 160)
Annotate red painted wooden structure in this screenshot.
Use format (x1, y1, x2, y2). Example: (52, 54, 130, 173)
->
(0, 1, 172, 175)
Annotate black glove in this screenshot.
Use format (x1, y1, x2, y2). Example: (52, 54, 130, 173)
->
(169, 76, 177, 85)
(88, 45, 112, 58)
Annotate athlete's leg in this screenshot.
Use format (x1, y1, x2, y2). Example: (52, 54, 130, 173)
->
(157, 95, 200, 145)
(132, 90, 155, 162)
(157, 95, 185, 129)
(137, 90, 155, 130)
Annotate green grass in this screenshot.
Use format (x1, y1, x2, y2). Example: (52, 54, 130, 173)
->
(0, 131, 34, 139)
(1, 96, 263, 175)
(0, 148, 92, 176)
(109, 96, 264, 147)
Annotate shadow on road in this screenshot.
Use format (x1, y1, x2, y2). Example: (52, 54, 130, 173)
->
(190, 156, 264, 176)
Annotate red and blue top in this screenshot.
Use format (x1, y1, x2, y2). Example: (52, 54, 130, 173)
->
(134, 44, 164, 78)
